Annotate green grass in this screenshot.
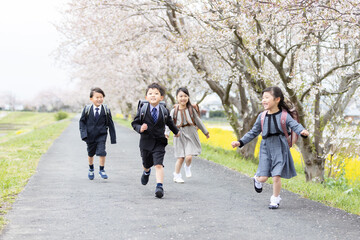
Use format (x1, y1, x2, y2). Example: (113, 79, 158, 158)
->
(199, 144, 360, 215)
(115, 117, 360, 215)
(0, 111, 74, 230)
(114, 117, 132, 128)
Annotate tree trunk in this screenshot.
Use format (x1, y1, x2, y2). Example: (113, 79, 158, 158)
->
(300, 138, 324, 182)
(238, 113, 259, 158)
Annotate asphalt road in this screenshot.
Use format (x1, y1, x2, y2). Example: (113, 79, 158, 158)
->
(1, 117, 359, 240)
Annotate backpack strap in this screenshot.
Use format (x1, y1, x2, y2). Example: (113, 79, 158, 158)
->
(137, 100, 168, 124)
(192, 104, 200, 114)
(85, 105, 92, 118)
(289, 110, 299, 147)
(159, 101, 168, 123)
(103, 104, 109, 126)
(189, 104, 200, 126)
(260, 111, 267, 132)
(280, 110, 292, 147)
(138, 100, 149, 124)
(173, 104, 179, 125)
(188, 105, 194, 123)
(85, 104, 109, 126)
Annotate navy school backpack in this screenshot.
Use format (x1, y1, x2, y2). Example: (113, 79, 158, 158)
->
(137, 100, 168, 124)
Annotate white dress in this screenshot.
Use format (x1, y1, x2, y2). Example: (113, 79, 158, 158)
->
(166, 107, 209, 158)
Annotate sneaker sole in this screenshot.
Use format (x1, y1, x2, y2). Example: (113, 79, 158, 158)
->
(174, 180, 185, 183)
(155, 191, 164, 198)
(269, 204, 280, 209)
(99, 174, 108, 179)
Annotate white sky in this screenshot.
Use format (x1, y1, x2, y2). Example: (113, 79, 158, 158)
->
(0, 0, 70, 101)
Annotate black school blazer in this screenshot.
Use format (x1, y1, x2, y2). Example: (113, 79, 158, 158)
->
(79, 105, 116, 144)
(131, 105, 178, 151)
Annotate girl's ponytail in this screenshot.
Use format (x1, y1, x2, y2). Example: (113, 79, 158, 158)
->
(280, 99, 297, 119)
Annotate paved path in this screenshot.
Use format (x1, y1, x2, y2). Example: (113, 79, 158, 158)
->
(1, 118, 359, 240)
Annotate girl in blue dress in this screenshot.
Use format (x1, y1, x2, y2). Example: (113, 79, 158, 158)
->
(231, 86, 309, 209)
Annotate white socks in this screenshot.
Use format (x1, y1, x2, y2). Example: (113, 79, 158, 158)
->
(254, 176, 263, 189)
(270, 195, 282, 206)
(184, 164, 192, 178)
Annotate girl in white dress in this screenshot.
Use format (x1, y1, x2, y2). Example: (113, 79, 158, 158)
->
(166, 87, 209, 183)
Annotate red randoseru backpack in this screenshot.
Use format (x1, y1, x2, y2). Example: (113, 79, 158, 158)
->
(260, 109, 299, 148)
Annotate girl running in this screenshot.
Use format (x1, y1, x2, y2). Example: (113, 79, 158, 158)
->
(166, 87, 209, 183)
(231, 86, 309, 209)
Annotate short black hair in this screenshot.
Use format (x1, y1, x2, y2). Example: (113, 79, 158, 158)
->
(146, 83, 165, 96)
(90, 87, 105, 98)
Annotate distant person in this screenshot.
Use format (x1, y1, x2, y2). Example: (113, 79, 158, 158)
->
(79, 87, 116, 180)
(131, 83, 179, 198)
(165, 87, 209, 183)
(231, 86, 309, 209)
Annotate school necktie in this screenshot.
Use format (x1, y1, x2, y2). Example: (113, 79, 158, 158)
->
(95, 107, 100, 120)
(152, 108, 158, 123)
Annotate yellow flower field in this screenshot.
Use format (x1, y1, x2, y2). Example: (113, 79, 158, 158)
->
(200, 126, 360, 185)
(198, 125, 237, 151)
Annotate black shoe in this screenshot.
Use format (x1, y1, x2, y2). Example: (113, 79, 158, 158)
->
(155, 186, 164, 198)
(253, 175, 263, 193)
(141, 171, 150, 185)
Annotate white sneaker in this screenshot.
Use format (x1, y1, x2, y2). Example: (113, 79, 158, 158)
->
(173, 172, 184, 183)
(269, 195, 282, 209)
(184, 165, 192, 178)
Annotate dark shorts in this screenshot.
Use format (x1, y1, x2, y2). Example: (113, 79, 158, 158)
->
(87, 141, 106, 157)
(141, 148, 165, 169)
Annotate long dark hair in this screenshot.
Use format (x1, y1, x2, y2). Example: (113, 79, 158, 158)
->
(176, 87, 192, 109)
(262, 86, 297, 118)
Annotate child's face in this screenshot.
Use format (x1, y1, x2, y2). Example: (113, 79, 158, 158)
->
(90, 92, 104, 107)
(145, 88, 164, 106)
(176, 91, 189, 107)
(262, 92, 280, 111)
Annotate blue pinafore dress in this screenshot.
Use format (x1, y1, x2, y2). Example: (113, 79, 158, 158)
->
(239, 110, 305, 179)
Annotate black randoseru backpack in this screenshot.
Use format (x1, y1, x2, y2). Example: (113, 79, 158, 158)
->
(137, 100, 168, 124)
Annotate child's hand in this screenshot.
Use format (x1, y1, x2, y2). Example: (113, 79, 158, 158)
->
(300, 129, 309, 136)
(205, 133, 210, 139)
(165, 134, 169, 139)
(231, 141, 240, 148)
(140, 123, 148, 133)
(174, 133, 180, 137)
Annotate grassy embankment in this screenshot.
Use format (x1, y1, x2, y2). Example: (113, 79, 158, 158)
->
(0, 111, 74, 230)
(115, 117, 360, 215)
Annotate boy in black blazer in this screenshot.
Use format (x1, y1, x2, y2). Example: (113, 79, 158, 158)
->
(79, 87, 116, 180)
(132, 83, 179, 198)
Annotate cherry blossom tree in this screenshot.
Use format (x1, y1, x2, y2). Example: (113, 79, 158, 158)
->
(58, 0, 360, 181)
(56, 0, 207, 116)
(159, 0, 360, 181)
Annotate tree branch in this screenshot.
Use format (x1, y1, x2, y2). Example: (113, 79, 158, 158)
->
(319, 58, 360, 81)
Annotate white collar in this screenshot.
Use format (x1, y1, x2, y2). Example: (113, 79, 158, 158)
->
(93, 105, 102, 116)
